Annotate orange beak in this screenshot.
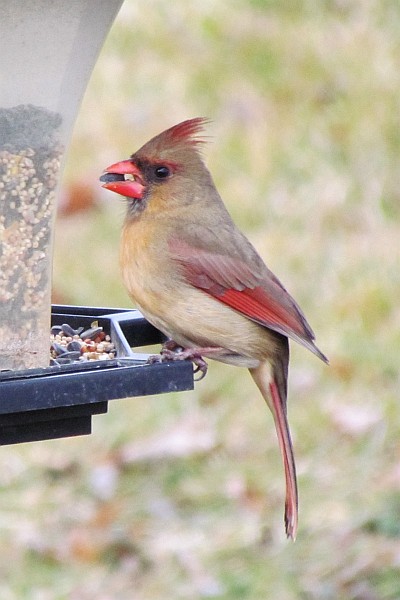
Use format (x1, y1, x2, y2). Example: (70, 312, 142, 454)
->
(100, 159, 145, 199)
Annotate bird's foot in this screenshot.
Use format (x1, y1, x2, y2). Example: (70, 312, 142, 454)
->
(148, 341, 219, 381)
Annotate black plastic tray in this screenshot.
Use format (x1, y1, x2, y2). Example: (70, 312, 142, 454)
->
(0, 306, 194, 445)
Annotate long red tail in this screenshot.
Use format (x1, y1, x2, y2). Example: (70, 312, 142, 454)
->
(250, 340, 298, 540)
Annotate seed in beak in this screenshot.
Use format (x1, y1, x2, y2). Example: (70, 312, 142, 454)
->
(99, 173, 125, 183)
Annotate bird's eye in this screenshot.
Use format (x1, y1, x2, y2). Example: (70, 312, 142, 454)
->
(154, 166, 171, 179)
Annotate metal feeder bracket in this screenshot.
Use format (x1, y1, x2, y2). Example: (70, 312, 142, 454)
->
(0, 306, 194, 445)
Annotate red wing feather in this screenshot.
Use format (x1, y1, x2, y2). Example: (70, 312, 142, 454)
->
(169, 238, 319, 350)
(218, 287, 306, 337)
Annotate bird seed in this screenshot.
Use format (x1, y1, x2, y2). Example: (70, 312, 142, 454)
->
(0, 104, 63, 370)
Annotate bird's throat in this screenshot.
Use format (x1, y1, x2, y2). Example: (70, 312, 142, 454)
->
(126, 196, 147, 218)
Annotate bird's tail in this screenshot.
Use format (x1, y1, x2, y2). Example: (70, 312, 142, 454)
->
(249, 339, 298, 540)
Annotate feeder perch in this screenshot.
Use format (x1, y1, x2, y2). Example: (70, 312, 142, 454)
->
(0, 306, 194, 445)
(0, 2, 194, 444)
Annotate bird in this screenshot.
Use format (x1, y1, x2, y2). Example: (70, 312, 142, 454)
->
(100, 118, 328, 539)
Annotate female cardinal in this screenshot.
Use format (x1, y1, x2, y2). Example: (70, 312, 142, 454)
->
(100, 118, 327, 539)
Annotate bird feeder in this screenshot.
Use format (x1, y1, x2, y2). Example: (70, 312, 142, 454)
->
(0, 1, 194, 443)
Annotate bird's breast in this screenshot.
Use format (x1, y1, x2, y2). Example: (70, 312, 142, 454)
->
(119, 217, 281, 365)
(120, 218, 170, 307)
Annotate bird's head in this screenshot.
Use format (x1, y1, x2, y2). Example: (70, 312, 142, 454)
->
(100, 117, 211, 216)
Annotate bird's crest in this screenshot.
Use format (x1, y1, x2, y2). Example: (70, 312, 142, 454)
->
(134, 117, 210, 160)
(165, 117, 209, 147)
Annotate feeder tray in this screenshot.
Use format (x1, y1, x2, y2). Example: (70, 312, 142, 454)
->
(0, 306, 194, 445)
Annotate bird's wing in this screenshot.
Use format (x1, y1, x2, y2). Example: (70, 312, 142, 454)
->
(169, 235, 327, 361)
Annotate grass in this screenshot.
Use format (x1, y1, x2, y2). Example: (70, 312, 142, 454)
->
(2, 0, 400, 598)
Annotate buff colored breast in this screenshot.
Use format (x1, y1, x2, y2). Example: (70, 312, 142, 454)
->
(120, 217, 279, 368)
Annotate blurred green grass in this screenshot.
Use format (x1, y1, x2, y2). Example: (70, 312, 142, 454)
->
(2, 0, 400, 598)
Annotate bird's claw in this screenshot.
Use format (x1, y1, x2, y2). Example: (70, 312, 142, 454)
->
(191, 357, 208, 381)
(147, 343, 208, 381)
